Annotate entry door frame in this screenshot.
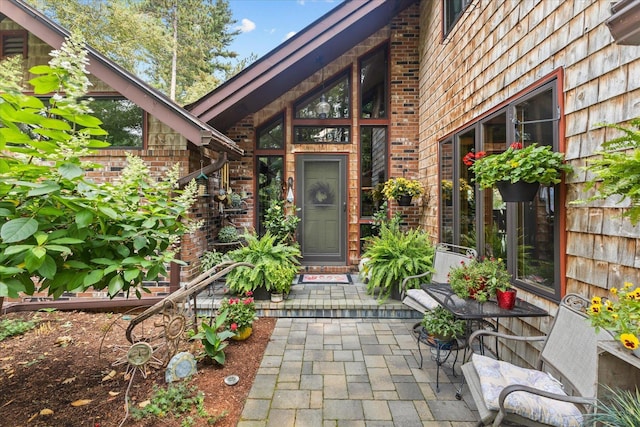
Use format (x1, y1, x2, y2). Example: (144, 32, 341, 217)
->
(295, 154, 347, 265)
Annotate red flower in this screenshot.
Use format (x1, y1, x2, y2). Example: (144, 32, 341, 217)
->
(246, 291, 253, 296)
(510, 142, 523, 149)
(462, 151, 487, 166)
(244, 297, 254, 305)
(230, 323, 238, 331)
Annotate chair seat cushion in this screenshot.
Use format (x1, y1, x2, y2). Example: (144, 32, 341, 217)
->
(471, 353, 583, 427)
(403, 289, 440, 313)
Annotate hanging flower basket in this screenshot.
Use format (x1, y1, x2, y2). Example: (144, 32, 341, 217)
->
(396, 194, 413, 206)
(496, 181, 540, 202)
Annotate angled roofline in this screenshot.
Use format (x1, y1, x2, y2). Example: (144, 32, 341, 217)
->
(189, 0, 417, 131)
(1, 0, 243, 159)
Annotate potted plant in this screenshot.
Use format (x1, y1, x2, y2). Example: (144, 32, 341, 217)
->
(584, 385, 640, 427)
(263, 199, 301, 244)
(421, 306, 466, 343)
(226, 232, 301, 300)
(382, 177, 424, 206)
(494, 280, 517, 310)
(588, 282, 640, 357)
(218, 294, 257, 341)
(449, 257, 511, 303)
(268, 263, 295, 302)
(360, 221, 435, 303)
(468, 142, 572, 202)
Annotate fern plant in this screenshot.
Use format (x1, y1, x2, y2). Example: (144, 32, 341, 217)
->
(583, 118, 640, 224)
(360, 223, 435, 303)
(226, 232, 300, 294)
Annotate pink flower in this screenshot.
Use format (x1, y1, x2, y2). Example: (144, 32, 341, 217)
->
(230, 323, 238, 331)
(246, 291, 253, 296)
(510, 142, 523, 149)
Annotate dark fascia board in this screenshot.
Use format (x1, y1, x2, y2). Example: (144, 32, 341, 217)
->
(606, 0, 640, 45)
(2, 0, 243, 159)
(189, 0, 417, 131)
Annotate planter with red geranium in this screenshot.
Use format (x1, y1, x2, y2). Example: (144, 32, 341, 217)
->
(467, 142, 572, 202)
(449, 257, 512, 303)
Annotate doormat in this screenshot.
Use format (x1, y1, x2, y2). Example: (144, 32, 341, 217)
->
(298, 274, 352, 284)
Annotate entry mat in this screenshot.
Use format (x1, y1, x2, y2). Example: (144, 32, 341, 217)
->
(298, 274, 352, 284)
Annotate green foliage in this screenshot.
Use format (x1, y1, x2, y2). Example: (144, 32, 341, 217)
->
(582, 118, 640, 224)
(0, 35, 198, 299)
(130, 381, 219, 424)
(0, 318, 36, 341)
(449, 257, 511, 302)
(191, 311, 236, 365)
(421, 306, 465, 340)
(361, 223, 435, 303)
(263, 199, 301, 244)
(29, 0, 240, 104)
(471, 143, 572, 188)
(370, 201, 402, 236)
(217, 225, 239, 243)
(199, 250, 230, 273)
(226, 232, 300, 294)
(584, 386, 640, 427)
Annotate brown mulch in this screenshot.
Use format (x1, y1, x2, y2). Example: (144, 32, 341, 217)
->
(0, 310, 275, 427)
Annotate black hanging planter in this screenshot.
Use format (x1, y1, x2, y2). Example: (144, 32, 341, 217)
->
(496, 181, 540, 202)
(396, 194, 413, 206)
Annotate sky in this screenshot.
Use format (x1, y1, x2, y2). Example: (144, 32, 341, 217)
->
(227, 0, 344, 61)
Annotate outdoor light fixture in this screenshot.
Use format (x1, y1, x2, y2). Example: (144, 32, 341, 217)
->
(316, 61, 330, 118)
(286, 177, 294, 203)
(196, 159, 208, 196)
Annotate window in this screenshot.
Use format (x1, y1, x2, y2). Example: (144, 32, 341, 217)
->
(1, 31, 27, 58)
(293, 71, 351, 143)
(360, 127, 387, 218)
(360, 49, 387, 119)
(256, 115, 285, 235)
(439, 80, 562, 301)
(89, 98, 143, 148)
(443, 0, 471, 37)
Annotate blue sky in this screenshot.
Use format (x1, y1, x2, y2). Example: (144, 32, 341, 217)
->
(228, 0, 344, 60)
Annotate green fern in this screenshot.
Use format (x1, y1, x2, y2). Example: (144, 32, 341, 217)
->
(361, 224, 434, 303)
(583, 118, 640, 224)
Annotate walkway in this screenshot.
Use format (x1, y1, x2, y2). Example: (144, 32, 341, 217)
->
(226, 275, 481, 426)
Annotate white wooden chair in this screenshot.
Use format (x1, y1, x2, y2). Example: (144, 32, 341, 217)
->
(460, 293, 614, 427)
(401, 243, 477, 313)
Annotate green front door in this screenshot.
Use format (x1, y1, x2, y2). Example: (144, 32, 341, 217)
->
(296, 155, 346, 264)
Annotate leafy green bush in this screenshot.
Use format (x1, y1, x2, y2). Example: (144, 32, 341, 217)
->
(421, 306, 465, 341)
(0, 35, 199, 299)
(190, 311, 236, 365)
(361, 223, 435, 303)
(0, 318, 36, 341)
(582, 118, 640, 224)
(226, 232, 300, 294)
(217, 226, 239, 243)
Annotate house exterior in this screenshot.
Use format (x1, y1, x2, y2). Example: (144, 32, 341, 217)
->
(190, 0, 640, 365)
(3, 0, 640, 367)
(0, 0, 244, 297)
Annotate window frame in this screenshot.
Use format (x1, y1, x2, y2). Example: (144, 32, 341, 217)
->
(292, 68, 352, 144)
(443, 0, 472, 38)
(438, 79, 563, 302)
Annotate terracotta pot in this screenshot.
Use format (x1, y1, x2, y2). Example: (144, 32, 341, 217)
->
(496, 288, 517, 310)
(496, 181, 540, 202)
(396, 194, 413, 206)
(231, 325, 252, 341)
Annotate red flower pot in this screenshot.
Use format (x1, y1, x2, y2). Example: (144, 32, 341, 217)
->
(497, 288, 517, 310)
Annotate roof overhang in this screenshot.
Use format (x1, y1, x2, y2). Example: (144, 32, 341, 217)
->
(1, 0, 243, 159)
(189, 0, 417, 131)
(606, 0, 640, 45)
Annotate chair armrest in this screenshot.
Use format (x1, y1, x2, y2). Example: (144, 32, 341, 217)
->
(493, 384, 595, 427)
(400, 271, 432, 294)
(468, 329, 546, 347)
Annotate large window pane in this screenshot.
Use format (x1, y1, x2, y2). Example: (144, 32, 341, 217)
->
(360, 127, 387, 217)
(481, 114, 507, 259)
(257, 156, 283, 236)
(258, 116, 284, 149)
(458, 129, 476, 248)
(513, 88, 557, 293)
(440, 140, 454, 243)
(294, 127, 350, 143)
(295, 74, 350, 119)
(360, 48, 387, 119)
